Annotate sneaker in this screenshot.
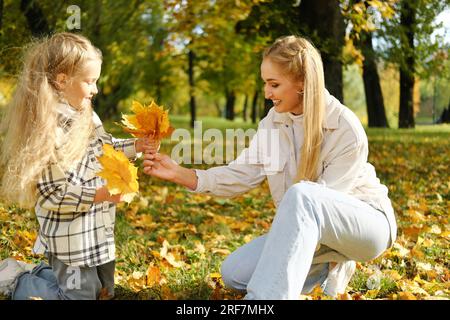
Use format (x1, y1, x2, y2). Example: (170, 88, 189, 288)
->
(0, 258, 26, 296)
(16, 260, 36, 273)
(323, 260, 356, 298)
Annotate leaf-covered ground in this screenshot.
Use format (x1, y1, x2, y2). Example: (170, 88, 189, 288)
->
(1, 120, 449, 300)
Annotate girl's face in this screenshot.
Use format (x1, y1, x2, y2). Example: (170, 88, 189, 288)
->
(261, 58, 304, 115)
(59, 59, 101, 110)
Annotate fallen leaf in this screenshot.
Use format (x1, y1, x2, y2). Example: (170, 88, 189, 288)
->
(211, 248, 231, 255)
(384, 269, 403, 281)
(337, 293, 352, 300)
(398, 292, 417, 300)
(160, 240, 185, 268)
(146, 265, 162, 287)
(429, 225, 442, 234)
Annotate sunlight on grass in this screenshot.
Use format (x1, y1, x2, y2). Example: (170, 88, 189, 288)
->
(1, 118, 449, 300)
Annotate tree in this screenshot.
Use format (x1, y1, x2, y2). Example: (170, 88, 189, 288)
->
(251, 90, 259, 124)
(237, 0, 346, 103)
(0, 0, 4, 30)
(84, 0, 151, 119)
(20, 0, 51, 37)
(378, 0, 449, 128)
(165, 0, 263, 124)
(188, 48, 197, 127)
(1, 0, 179, 120)
(298, 0, 345, 103)
(242, 94, 248, 122)
(343, 0, 391, 128)
(0, 1, 65, 75)
(398, 0, 417, 128)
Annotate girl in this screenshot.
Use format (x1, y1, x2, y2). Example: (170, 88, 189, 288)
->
(0, 32, 150, 300)
(142, 36, 397, 299)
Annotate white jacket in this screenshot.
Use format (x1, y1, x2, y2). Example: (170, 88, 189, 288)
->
(194, 91, 397, 246)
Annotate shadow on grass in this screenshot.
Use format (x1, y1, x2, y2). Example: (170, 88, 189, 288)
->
(113, 281, 229, 300)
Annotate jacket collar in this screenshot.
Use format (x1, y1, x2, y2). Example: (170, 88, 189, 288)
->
(56, 102, 79, 118)
(272, 89, 342, 130)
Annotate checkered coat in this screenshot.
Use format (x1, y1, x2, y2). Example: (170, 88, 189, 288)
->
(32, 104, 136, 267)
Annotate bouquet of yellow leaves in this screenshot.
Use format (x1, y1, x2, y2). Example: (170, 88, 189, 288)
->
(97, 144, 139, 203)
(119, 100, 174, 140)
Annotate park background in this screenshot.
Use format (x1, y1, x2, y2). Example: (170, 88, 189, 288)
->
(0, 0, 449, 300)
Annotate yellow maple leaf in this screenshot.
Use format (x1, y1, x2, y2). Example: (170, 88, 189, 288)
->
(146, 265, 162, 287)
(96, 144, 139, 203)
(397, 292, 417, 300)
(159, 240, 185, 268)
(119, 100, 174, 140)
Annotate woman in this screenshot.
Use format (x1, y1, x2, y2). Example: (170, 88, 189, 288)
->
(143, 35, 397, 299)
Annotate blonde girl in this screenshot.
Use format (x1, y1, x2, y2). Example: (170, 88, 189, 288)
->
(142, 35, 397, 299)
(0, 32, 150, 300)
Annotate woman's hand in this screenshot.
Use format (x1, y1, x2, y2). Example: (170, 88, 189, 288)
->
(143, 152, 198, 190)
(143, 152, 179, 182)
(135, 137, 160, 154)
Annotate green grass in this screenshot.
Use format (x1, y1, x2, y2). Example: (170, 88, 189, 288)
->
(1, 117, 449, 300)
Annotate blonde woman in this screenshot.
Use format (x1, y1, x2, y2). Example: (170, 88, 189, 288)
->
(0, 33, 151, 299)
(143, 35, 397, 299)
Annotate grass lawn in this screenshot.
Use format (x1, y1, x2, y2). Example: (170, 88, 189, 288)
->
(0, 117, 449, 300)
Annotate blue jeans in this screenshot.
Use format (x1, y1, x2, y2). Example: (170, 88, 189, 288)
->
(221, 182, 392, 299)
(12, 254, 115, 300)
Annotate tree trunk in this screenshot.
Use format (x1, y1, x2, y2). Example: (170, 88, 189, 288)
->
(261, 99, 273, 119)
(20, 0, 50, 37)
(225, 89, 236, 121)
(298, 0, 345, 103)
(0, 0, 4, 30)
(156, 77, 162, 102)
(242, 94, 248, 122)
(251, 90, 258, 124)
(188, 49, 196, 128)
(360, 32, 389, 128)
(214, 101, 222, 117)
(398, 0, 416, 128)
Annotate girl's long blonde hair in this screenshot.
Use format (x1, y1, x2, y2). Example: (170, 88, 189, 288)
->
(264, 35, 326, 182)
(0, 32, 102, 208)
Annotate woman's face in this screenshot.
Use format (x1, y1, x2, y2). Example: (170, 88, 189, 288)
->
(261, 58, 304, 115)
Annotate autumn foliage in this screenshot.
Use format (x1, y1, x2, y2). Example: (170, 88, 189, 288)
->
(97, 144, 139, 203)
(120, 100, 174, 140)
(0, 126, 448, 300)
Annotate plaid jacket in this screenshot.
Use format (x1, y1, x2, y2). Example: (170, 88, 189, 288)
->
(32, 103, 137, 267)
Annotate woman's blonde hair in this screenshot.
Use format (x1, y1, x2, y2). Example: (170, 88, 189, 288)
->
(263, 35, 325, 182)
(0, 32, 102, 208)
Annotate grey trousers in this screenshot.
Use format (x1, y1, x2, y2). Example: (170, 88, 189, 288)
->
(12, 254, 115, 300)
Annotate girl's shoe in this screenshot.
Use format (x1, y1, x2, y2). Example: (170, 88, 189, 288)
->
(16, 260, 37, 272)
(0, 258, 26, 296)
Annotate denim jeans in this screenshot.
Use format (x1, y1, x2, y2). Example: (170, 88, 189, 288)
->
(12, 254, 115, 300)
(221, 182, 392, 299)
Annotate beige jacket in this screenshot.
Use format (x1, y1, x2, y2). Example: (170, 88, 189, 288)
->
(194, 91, 397, 246)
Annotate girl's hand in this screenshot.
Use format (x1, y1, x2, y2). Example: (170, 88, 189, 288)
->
(135, 137, 160, 154)
(94, 186, 122, 204)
